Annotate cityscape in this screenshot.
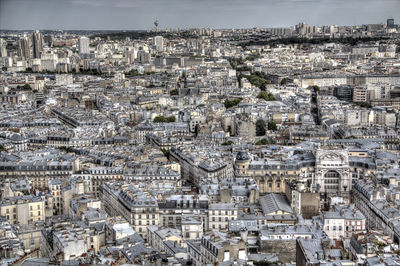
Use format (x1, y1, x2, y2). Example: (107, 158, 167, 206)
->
(1, 2, 400, 265)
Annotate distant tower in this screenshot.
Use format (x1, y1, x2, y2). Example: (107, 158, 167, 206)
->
(18, 35, 31, 60)
(0, 39, 7, 57)
(79, 36, 90, 55)
(32, 30, 43, 58)
(387, 18, 395, 29)
(153, 36, 164, 52)
(154, 18, 159, 32)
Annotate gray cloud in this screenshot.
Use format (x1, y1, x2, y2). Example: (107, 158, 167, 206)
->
(0, 0, 399, 30)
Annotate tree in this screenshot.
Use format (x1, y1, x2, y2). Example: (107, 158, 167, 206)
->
(153, 116, 167, 123)
(245, 54, 260, 61)
(280, 78, 288, 85)
(307, 85, 320, 92)
(0, 144, 6, 152)
(256, 119, 266, 136)
(237, 66, 252, 72)
(257, 91, 276, 101)
(354, 102, 372, 108)
(20, 84, 32, 90)
(244, 74, 267, 90)
(221, 140, 234, 146)
(267, 121, 278, 131)
(153, 116, 176, 123)
(255, 138, 269, 145)
(170, 89, 179, 96)
(160, 148, 170, 159)
(124, 69, 140, 77)
(224, 98, 242, 108)
(166, 116, 176, 123)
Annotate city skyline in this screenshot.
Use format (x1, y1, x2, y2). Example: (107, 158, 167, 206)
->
(0, 0, 399, 30)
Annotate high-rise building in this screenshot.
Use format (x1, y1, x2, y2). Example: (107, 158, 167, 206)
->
(32, 30, 43, 58)
(387, 18, 395, 29)
(153, 36, 164, 52)
(79, 36, 90, 54)
(0, 39, 7, 57)
(18, 35, 31, 59)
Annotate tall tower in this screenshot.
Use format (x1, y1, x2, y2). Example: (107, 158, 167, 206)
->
(79, 36, 90, 55)
(153, 36, 164, 52)
(0, 39, 7, 57)
(154, 18, 159, 32)
(18, 35, 31, 59)
(387, 18, 395, 29)
(32, 30, 43, 58)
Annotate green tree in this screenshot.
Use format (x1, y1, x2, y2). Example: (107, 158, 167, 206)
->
(256, 119, 266, 136)
(170, 89, 179, 96)
(280, 78, 288, 85)
(354, 102, 372, 108)
(244, 74, 267, 90)
(0, 144, 6, 151)
(20, 84, 32, 90)
(224, 98, 242, 108)
(153, 116, 167, 123)
(153, 116, 176, 123)
(221, 140, 234, 146)
(307, 85, 320, 92)
(237, 66, 252, 72)
(257, 91, 276, 101)
(160, 148, 170, 159)
(268, 121, 278, 131)
(255, 138, 269, 145)
(124, 69, 140, 77)
(166, 116, 176, 122)
(245, 54, 260, 61)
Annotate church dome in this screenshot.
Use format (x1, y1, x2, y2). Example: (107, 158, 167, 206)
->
(236, 151, 250, 161)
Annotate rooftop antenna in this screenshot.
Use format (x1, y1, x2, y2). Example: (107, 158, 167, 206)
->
(154, 18, 159, 32)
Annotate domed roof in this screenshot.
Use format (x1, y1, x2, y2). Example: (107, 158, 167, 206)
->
(236, 151, 250, 161)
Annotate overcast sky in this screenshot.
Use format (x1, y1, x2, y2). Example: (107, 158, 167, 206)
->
(0, 0, 399, 30)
